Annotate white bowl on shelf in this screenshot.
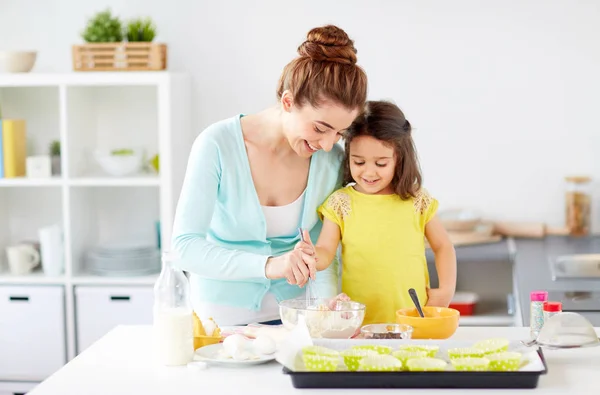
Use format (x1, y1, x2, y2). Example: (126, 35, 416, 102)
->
(0, 51, 37, 73)
(94, 149, 142, 177)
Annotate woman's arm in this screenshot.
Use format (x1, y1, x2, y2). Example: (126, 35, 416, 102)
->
(171, 131, 271, 280)
(424, 215, 457, 307)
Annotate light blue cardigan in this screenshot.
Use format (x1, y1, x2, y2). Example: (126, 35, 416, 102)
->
(171, 114, 343, 311)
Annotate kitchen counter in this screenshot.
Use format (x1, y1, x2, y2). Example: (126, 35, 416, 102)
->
(28, 325, 600, 395)
(514, 236, 600, 325)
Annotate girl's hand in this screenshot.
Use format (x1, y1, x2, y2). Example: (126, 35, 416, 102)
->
(295, 229, 316, 256)
(425, 288, 454, 308)
(328, 293, 351, 310)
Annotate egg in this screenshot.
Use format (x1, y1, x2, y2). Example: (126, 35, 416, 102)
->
(201, 319, 217, 336)
(231, 349, 253, 361)
(253, 334, 277, 355)
(222, 334, 249, 358)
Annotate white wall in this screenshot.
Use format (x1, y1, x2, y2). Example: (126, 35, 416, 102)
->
(2, 0, 599, 232)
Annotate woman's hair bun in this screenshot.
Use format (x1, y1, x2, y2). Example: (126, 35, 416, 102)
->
(297, 24, 358, 65)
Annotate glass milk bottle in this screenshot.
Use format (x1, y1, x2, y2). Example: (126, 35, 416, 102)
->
(153, 251, 194, 366)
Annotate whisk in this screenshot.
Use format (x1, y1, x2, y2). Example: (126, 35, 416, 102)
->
(298, 227, 318, 305)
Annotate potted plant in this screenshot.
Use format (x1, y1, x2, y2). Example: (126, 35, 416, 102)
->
(72, 9, 167, 71)
(125, 18, 157, 42)
(49, 140, 61, 176)
(81, 9, 123, 43)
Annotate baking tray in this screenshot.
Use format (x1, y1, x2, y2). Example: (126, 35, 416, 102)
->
(282, 339, 548, 389)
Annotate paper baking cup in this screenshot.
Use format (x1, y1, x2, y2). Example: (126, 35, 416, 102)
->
(486, 352, 522, 371)
(451, 357, 491, 371)
(352, 344, 393, 355)
(397, 345, 440, 358)
(473, 338, 510, 355)
(302, 353, 339, 372)
(406, 357, 448, 372)
(359, 354, 403, 372)
(340, 349, 379, 371)
(447, 347, 485, 359)
(301, 345, 339, 357)
(391, 350, 429, 368)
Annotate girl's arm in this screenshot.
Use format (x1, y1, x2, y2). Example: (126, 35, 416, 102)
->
(424, 215, 457, 307)
(314, 217, 342, 271)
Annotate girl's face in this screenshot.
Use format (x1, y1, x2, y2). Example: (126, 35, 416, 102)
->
(349, 135, 397, 195)
(281, 92, 359, 158)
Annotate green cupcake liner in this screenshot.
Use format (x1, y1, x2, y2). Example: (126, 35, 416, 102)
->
(397, 345, 440, 358)
(302, 345, 339, 357)
(340, 349, 379, 371)
(359, 355, 403, 372)
(352, 344, 393, 355)
(486, 352, 522, 371)
(406, 357, 448, 372)
(451, 357, 490, 371)
(302, 354, 339, 372)
(473, 338, 510, 355)
(447, 347, 485, 359)
(391, 350, 429, 369)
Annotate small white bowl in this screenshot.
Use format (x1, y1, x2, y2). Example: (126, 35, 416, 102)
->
(94, 149, 142, 177)
(0, 51, 37, 73)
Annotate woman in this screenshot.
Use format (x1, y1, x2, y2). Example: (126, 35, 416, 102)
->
(171, 24, 368, 326)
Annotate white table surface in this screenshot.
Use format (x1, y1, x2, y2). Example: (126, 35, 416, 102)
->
(28, 325, 600, 395)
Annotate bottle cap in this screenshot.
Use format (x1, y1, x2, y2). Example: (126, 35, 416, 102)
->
(530, 291, 548, 302)
(543, 301, 562, 312)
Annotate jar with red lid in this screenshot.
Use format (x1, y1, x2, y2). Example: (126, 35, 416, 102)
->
(543, 301, 562, 325)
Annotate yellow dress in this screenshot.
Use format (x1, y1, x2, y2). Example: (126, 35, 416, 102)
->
(318, 185, 438, 325)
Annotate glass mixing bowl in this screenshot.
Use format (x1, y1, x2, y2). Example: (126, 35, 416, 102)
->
(524, 311, 600, 349)
(279, 298, 366, 339)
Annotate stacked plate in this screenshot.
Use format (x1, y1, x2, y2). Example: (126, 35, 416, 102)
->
(86, 243, 161, 277)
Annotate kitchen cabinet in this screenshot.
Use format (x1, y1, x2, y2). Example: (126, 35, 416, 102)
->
(0, 72, 191, 365)
(0, 285, 66, 381)
(426, 240, 516, 326)
(75, 285, 154, 353)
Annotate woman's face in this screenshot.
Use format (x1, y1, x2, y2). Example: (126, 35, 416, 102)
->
(281, 92, 359, 158)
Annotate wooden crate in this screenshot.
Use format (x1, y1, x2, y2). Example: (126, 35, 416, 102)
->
(72, 43, 167, 71)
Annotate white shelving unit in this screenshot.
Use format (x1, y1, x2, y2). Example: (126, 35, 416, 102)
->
(0, 72, 191, 389)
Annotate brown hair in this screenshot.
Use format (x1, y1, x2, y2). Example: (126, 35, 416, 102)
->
(342, 100, 423, 199)
(276, 25, 368, 111)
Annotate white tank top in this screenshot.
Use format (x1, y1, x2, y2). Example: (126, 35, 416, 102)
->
(193, 190, 307, 326)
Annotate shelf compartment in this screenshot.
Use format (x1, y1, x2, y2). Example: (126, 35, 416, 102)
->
(69, 186, 160, 278)
(65, 86, 159, 179)
(0, 86, 61, 160)
(0, 187, 64, 277)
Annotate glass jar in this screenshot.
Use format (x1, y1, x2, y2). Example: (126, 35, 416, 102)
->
(565, 176, 592, 236)
(529, 291, 548, 339)
(543, 301, 562, 325)
(153, 251, 194, 366)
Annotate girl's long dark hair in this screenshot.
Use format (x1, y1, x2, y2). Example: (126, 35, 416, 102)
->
(342, 100, 422, 199)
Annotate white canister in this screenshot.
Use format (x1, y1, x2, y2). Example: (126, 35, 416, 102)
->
(38, 224, 64, 276)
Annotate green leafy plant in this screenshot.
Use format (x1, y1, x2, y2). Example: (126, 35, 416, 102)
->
(126, 18, 157, 42)
(49, 140, 61, 156)
(81, 9, 123, 43)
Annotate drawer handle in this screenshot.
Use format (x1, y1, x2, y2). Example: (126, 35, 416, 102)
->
(110, 295, 131, 301)
(9, 296, 29, 302)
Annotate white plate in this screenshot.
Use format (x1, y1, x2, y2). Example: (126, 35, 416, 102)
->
(194, 343, 276, 367)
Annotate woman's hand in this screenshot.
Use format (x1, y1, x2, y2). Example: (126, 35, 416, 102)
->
(265, 249, 316, 287)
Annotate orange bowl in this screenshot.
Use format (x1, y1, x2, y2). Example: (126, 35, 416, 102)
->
(396, 306, 460, 339)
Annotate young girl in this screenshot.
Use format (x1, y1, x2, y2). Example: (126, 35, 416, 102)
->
(306, 100, 457, 325)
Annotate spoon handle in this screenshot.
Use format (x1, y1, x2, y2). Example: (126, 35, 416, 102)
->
(409, 288, 425, 317)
